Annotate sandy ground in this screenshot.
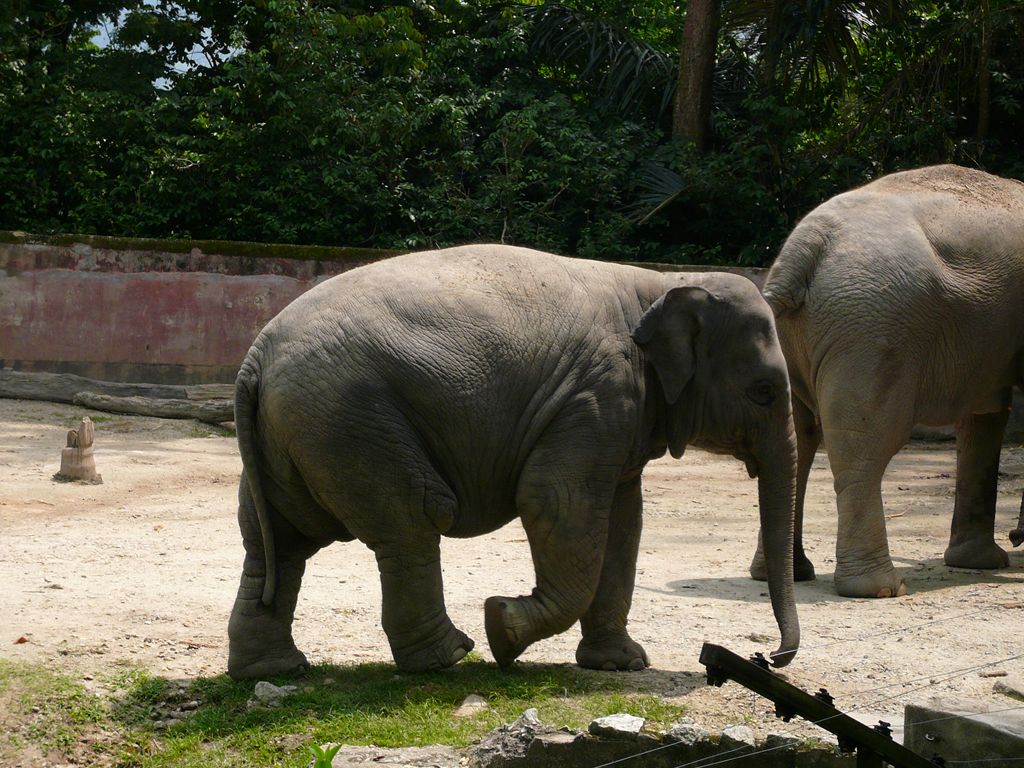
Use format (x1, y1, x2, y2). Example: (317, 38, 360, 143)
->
(2, 397, 1024, 747)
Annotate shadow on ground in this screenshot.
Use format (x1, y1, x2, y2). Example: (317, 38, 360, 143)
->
(103, 658, 702, 753)
(657, 551, 1024, 605)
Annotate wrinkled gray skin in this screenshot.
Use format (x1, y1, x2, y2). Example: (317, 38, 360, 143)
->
(227, 245, 799, 679)
(750, 165, 1024, 598)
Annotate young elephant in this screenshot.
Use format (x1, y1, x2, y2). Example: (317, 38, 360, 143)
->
(227, 245, 800, 679)
(750, 165, 1024, 598)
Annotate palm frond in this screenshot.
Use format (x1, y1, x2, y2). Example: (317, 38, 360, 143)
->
(629, 161, 686, 225)
(522, 3, 675, 119)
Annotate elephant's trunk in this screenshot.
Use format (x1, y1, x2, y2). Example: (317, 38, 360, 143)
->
(756, 421, 800, 667)
(1010, 494, 1024, 548)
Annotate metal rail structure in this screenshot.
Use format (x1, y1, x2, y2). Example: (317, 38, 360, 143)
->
(699, 643, 946, 768)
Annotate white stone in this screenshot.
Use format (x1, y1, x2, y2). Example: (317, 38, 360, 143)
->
(720, 724, 755, 748)
(252, 680, 297, 707)
(589, 713, 646, 739)
(666, 720, 709, 746)
(452, 694, 489, 718)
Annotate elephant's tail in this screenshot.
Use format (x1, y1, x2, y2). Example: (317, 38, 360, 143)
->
(762, 218, 830, 318)
(235, 356, 277, 607)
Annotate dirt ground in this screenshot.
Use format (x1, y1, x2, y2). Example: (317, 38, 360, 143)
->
(2, 397, 1024, 747)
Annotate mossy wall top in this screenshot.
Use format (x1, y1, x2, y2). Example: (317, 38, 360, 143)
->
(0, 231, 765, 386)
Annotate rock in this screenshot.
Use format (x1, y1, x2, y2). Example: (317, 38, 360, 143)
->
(467, 708, 546, 767)
(588, 713, 645, 739)
(720, 724, 756, 750)
(764, 732, 801, 752)
(453, 693, 489, 718)
(794, 748, 855, 767)
(250, 680, 297, 708)
(665, 719, 709, 746)
(994, 675, 1024, 702)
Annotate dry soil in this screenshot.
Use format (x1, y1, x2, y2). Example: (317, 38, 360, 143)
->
(2, 398, 1024, 748)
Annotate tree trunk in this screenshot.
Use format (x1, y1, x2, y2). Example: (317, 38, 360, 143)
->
(976, 0, 991, 143)
(673, 0, 720, 151)
(760, 0, 784, 92)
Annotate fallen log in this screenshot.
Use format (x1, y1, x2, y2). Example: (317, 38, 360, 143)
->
(0, 370, 233, 403)
(184, 383, 235, 400)
(72, 392, 235, 424)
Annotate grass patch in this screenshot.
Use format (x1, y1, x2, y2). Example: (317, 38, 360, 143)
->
(0, 657, 688, 768)
(189, 422, 234, 438)
(0, 659, 109, 758)
(53, 410, 117, 426)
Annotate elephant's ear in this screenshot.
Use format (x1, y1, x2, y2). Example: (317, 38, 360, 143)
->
(631, 286, 708, 405)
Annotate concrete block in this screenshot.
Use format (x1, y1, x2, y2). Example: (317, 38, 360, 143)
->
(329, 745, 461, 767)
(904, 699, 1024, 767)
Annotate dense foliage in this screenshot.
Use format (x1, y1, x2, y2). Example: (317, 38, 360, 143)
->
(2, 1, 1022, 265)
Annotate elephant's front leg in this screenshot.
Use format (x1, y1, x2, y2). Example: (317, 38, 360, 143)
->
(945, 409, 1011, 569)
(485, 450, 619, 667)
(228, 473, 319, 679)
(373, 536, 475, 673)
(575, 475, 650, 671)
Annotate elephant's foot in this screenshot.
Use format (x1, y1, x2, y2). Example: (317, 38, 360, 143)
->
(484, 595, 537, 668)
(576, 632, 649, 672)
(228, 602, 310, 680)
(944, 539, 1010, 569)
(228, 645, 309, 681)
(749, 550, 816, 582)
(391, 622, 474, 673)
(833, 563, 906, 598)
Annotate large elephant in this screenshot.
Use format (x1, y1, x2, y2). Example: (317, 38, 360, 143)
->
(227, 245, 800, 679)
(750, 165, 1024, 598)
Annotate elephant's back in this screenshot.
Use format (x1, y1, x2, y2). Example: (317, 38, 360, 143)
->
(261, 245, 649, 339)
(767, 166, 1024, 422)
(861, 164, 1024, 214)
(769, 166, 1024, 313)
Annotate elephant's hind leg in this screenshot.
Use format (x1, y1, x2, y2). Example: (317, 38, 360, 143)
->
(228, 472, 319, 680)
(576, 475, 650, 671)
(945, 409, 1011, 569)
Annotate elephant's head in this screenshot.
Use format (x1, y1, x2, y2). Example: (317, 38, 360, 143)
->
(632, 276, 799, 666)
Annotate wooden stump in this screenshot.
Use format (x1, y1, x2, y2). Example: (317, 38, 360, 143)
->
(54, 416, 102, 484)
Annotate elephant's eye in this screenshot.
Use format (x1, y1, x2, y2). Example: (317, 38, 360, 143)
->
(746, 380, 776, 406)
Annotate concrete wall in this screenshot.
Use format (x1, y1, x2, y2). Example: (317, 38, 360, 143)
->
(1, 232, 764, 386)
(0, 233, 394, 384)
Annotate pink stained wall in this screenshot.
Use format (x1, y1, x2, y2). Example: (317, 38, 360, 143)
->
(0, 238, 386, 384)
